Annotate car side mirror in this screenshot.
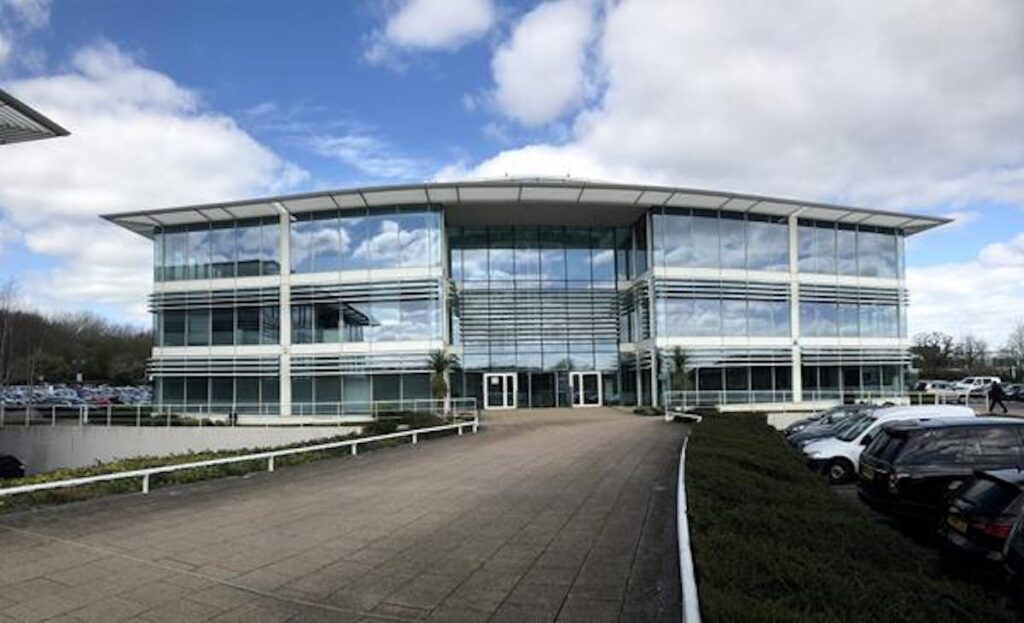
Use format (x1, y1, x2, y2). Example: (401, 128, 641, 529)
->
(861, 435, 874, 447)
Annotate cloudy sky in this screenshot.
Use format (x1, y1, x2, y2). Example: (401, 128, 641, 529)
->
(1, 0, 1023, 345)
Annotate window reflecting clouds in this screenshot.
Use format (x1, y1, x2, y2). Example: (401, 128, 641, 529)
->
(652, 208, 788, 271)
(155, 218, 280, 281)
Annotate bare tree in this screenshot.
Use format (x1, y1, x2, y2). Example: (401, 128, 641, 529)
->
(911, 331, 956, 376)
(956, 335, 989, 374)
(0, 278, 17, 390)
(1004, 319, 1024, 381)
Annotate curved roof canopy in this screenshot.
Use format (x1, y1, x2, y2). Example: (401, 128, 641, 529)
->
(0, 88, 69, 145)
(102, 178, 951, 238)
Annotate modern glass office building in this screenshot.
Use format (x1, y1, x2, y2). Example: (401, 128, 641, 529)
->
(103, 179, 948, 414)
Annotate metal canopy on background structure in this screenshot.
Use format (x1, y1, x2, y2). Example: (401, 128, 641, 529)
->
(102, 178, 953, 238)
(0, 88, 69, 145)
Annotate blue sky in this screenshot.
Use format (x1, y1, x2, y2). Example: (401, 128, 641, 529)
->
(0, 0, 1023, 344)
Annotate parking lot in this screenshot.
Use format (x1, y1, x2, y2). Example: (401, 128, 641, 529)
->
(0, 408, 686, 622)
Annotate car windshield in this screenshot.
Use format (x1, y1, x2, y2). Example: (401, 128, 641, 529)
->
(837, 416, 876, 442)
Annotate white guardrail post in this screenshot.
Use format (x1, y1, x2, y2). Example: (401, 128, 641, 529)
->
(0, 415, 480, 498)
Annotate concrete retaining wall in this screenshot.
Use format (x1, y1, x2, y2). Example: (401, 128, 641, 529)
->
(0, 426, 362, 474)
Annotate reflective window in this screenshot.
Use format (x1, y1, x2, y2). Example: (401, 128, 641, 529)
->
(653, 209, 788, 271)
(718, 214, 746, 269)
(290, 206, 442, 274)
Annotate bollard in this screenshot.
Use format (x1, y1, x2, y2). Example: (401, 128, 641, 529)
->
(107, 405, 112, 427)
(412, 432, 418, 445)
(268, 456, 275, 472)
(351, 444, 358, 456)
(141, 474, 150, 494)
(52, 406, 56, 427)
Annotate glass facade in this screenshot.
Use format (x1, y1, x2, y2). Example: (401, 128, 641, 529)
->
(290, 206, 442, 273)
(142, 189, 920, 414)
(154, 218, 280, 281)
(448, 224, 641, 407)
(156, 305, 280, 346)
(652, 208, 789, 271)
(798, 219, 902, 278)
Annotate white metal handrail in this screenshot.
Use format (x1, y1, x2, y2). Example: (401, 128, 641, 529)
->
(0, 416, 479, 498)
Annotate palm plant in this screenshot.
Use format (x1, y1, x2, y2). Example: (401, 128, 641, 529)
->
(670, 345, 690, 392)
(427, 349, 459, 414)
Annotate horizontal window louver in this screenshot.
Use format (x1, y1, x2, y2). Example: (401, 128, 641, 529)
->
(454, 287, 621, 343)
(655, 279, 790, 301)
(291, 352, 432, 375)
(148, 357, 280, 376)
(799, 284, 907, 305)
(149, 287, 279, 311)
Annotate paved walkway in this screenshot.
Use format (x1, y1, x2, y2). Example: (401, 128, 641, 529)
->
(0, 408, 687, 622)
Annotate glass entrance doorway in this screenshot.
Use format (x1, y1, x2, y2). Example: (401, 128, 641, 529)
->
(570, 371, 602, 407)
(483, 373, 517, 409)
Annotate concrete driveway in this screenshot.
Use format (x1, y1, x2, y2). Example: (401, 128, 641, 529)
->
(0, 408, 687, 622)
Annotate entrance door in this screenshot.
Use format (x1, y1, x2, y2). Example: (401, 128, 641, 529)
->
(483, 373, 517, 410)
(570, 372, 602, 407)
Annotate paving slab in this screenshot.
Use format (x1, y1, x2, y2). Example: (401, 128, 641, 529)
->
(0, 408, 686, 621)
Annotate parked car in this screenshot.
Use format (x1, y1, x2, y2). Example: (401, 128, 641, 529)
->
(802, 405, 975, 484)
(1006, 509, 1024, 591)
(937, 468, 1024, 563)
(952, 376, 1001, 400)
(785, 404, 873, 437)
(859, 418, 1024, 519)
(0, 455, 25, 479)
(1004, 384, 1024, 401)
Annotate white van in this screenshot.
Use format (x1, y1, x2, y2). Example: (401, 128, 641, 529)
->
(801, 405, 975, 484)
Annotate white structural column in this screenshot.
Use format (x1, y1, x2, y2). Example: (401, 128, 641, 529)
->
(788, 213, 803, 403)
(277, 205, 292, 416)
(647, 211, 659, 407)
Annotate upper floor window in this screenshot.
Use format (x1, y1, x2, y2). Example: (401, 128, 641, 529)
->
(798, 220, 902, 279)
(651, 208, 788, 272)
(155, 218, 279, 282)
(290, 206, 442, 274)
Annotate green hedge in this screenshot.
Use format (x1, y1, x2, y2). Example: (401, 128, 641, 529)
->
(686, 413, 1017, 623)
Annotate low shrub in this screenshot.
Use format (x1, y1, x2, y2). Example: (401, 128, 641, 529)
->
(633, 406, 665, 416)
(0, 412, 466, 513)
(686, 413, 1017, 623)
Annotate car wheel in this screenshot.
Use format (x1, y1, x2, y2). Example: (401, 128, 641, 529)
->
(826, 459, 853, 485)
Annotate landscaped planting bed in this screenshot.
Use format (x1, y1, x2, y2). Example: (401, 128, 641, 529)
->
(0, 414, 456, 512)
(686, 413, 1017, 623)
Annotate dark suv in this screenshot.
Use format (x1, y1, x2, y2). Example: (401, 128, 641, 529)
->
(858, 418, 1024, 519)
(0, 455, 25, 479)
(1006, 511, 1024, 591)
(937, 469, 1024, 562)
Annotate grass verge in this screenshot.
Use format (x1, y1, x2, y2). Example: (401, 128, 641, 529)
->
(0, 414, 458, 513)
(686, 412, 1017, 623)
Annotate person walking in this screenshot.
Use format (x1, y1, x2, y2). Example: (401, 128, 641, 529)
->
(989, 381, 1009, 414)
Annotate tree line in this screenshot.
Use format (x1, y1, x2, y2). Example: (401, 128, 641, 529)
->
(911, 320, 1024, 381)
(0, 280, 151, 387)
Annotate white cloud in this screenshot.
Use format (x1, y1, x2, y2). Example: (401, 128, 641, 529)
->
(0, 0, 49, 66)
(490, 0, 597, 127)
(909, 232, 1024, 344)
(938, 210, 981, 230)
(366, 0, 495, 65)
(0, 42, 307, 323)
(454, 0, 1024, 213)
(307, 131, 426, 180)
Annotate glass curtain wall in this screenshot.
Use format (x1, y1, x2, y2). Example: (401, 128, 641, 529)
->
(155, 218, 280, 281)
(290, 206, 442, 273)
(651, 208, 789, 271)
(157, 305, 279, 346)
(798, 219, 902, 278)
(449, 224, 639, 407)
